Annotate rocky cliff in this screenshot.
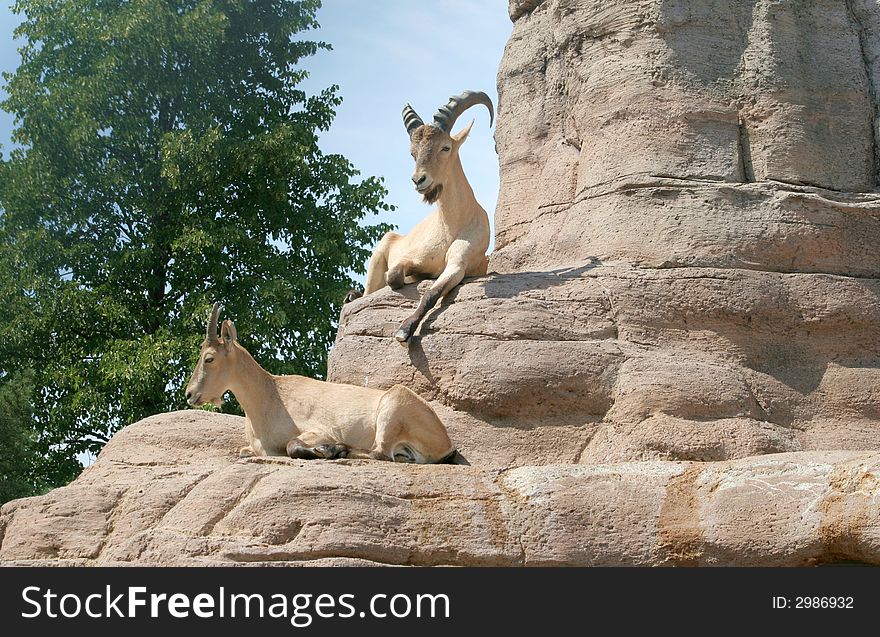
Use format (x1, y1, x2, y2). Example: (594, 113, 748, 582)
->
(331, 0, 880, 467)
(3, 0, 880, 566)
(493, 0, 880, 274)
(2, 411, 878, 566)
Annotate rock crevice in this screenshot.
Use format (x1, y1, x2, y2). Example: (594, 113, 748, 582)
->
(845, 0, 880, 186)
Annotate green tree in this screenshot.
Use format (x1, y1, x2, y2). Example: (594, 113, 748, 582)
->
(0, 0, 391, 490)
(0, 370, 41, 504)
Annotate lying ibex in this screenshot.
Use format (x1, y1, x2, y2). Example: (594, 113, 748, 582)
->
(185, 304, 457, 463)
(362, 90, 494, 343)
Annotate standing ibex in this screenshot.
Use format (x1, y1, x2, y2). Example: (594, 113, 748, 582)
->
(362, 90, 494, 343)
(185, 304, 458, 463)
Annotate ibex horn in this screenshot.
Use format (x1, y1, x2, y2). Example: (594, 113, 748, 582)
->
(431, 90, 494, 134)
(206, 302, 220, 342)
(402, 103, 424, 137)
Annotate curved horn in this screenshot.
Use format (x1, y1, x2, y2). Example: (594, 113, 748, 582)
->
(206, 302, 220, 342)
(431, 90, 494, 134)
(402, 103, 424, 137)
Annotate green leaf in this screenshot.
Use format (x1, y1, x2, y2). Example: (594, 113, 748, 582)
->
(0, 0, 392, 491)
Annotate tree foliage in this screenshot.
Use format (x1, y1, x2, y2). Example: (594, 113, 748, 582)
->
(0, 0, 392, 489)
(0, 370, 41, 504)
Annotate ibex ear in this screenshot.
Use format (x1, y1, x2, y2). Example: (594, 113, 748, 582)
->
(220, 319, 238, 343)
(452, 119, 474, 147)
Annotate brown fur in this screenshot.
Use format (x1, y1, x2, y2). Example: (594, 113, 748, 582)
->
(185, 313, 456, 463)
(364, 118, 491, 343)
(422, 183, 443, 204)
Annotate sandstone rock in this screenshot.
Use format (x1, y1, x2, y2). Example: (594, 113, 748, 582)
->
(4, 0, 880, 567)
(2, 413, 879, 566)
(329, 0, 880, 490)
(324, 0, 880, 564)
(330, 265, 880, 466)
(492, 0, 880, 274)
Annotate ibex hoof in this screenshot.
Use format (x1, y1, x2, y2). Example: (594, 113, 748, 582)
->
(315, 443, 350, 460)
(287, 439, 317, 460)
(394, 328, 411, 344)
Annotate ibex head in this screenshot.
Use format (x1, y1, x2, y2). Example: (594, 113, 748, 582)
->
(402, 90, 494, 204)
(185, 302, 239, 408)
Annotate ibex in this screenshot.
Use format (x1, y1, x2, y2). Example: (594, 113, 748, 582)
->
(185, 304, 458, 463)
(362, 90, 494, 343)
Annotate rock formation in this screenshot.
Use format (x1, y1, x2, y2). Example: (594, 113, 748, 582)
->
(2, 411, 878, 566)
(495, 0, 880, 274)
(3, 0, 880, 565)
(332, 0, 880, 468)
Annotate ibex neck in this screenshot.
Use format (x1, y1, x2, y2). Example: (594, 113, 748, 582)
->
(226, 347, 286, 425)
(436, 157, 479, 226)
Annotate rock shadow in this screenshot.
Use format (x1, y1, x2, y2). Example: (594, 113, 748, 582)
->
(406, 257, 603, 347)
(656, 0, 757, 86)
(479, 256, 604, 299)
(401, 258, 602, 391)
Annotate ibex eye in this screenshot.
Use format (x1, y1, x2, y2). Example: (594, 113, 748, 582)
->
(441, 146, 451, 152)
(204, 356, 215, 364)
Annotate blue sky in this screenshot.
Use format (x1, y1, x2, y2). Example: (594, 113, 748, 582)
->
(0, 1, 512, 267)
(298, 1, 510, 255)
(0, 1, 18, 152)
